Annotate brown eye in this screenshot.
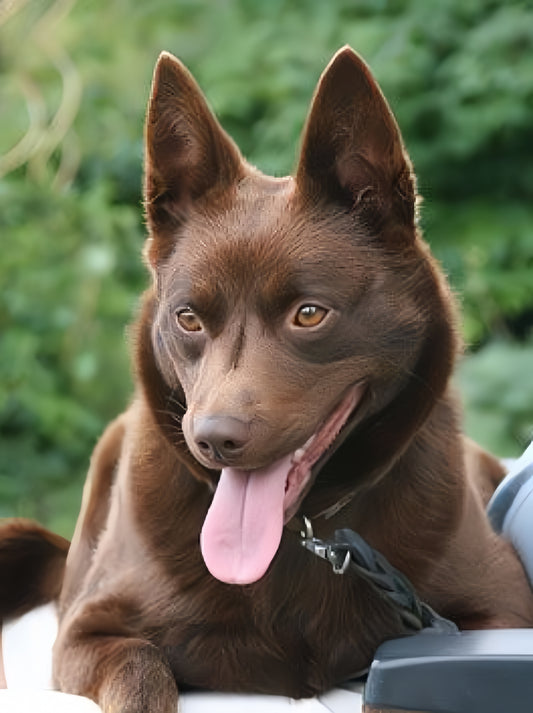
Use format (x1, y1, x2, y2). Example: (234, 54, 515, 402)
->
(293, 304, 328, 328)
(176, 308, 203, 333)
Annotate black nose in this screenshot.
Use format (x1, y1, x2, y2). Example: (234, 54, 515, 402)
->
(193, 415, 250, 463)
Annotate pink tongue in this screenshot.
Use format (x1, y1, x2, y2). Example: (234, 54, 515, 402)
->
(200, 454, 293, 584)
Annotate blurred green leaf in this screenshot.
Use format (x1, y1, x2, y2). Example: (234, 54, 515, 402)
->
(457, 338, 533, 457)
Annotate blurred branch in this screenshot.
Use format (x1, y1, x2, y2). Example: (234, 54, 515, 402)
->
(0, 0, 82, 188)
(0, 76, 47, 175)
(0, 0, 27, 28)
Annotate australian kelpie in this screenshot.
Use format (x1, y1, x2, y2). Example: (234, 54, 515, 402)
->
(1, 46, 532, 712)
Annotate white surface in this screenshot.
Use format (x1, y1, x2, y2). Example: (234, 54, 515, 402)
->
(0, 687, 364, 712)
(179, 687, 363, 712)
(3, 603, 57, 689)
(0, 690, 102, 712)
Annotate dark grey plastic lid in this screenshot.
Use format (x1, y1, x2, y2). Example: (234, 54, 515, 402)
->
(365, 629, 533, 713)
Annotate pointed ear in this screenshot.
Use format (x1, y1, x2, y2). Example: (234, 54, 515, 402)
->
(144, 52, 244, 263)
(296, 47, 416, 233)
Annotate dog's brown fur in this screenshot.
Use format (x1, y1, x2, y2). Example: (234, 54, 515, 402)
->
(1, 47, 532, 711)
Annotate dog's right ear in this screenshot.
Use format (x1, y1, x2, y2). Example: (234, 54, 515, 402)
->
(144, 52, 244, 265)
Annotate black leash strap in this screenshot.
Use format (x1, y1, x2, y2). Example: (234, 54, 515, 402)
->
(299, 518, 457, 634)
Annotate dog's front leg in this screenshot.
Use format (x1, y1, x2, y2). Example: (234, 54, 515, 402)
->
(54, 629, 178, 713)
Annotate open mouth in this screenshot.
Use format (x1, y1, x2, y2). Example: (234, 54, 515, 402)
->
(283, 382, 366, 522)
(200, 383, 366, 585)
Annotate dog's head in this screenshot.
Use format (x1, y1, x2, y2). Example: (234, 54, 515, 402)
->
(138, 47, 459, 584)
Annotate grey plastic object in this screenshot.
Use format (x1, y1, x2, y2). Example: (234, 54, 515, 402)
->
(488, 441, 533, 585)
(364, 629, 533, 713)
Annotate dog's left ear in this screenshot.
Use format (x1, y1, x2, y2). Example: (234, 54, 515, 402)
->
(144, 52, 244, 264)
(296, 46, 416, 234)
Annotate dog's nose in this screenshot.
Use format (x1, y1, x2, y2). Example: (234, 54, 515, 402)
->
(193, 415, 250, 464)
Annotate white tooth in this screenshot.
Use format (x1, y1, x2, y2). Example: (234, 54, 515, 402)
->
(292, 434, 316, 465)
(293, 448, 305, 463)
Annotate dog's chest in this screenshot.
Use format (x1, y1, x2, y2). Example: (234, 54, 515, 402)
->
(157, 561, 394, 697)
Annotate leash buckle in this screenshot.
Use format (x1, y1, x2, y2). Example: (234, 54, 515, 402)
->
(299, 517, 351, 575)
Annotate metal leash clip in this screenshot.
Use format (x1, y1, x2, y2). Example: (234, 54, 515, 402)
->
(299, 516, 351, 574)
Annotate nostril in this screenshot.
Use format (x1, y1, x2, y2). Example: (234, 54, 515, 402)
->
(223, 439, 238, 451)
(197, 440, 211, 453)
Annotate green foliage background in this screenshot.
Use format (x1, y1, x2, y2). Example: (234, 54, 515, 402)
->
(1, 0, 532, 536)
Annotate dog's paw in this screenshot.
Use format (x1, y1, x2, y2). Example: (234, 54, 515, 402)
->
(99, 646, 178, 713)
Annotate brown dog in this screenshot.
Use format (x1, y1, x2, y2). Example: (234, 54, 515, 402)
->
(1, 46, 532, 712)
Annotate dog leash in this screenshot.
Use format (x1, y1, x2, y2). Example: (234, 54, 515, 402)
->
(299, 517, 457, 634)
